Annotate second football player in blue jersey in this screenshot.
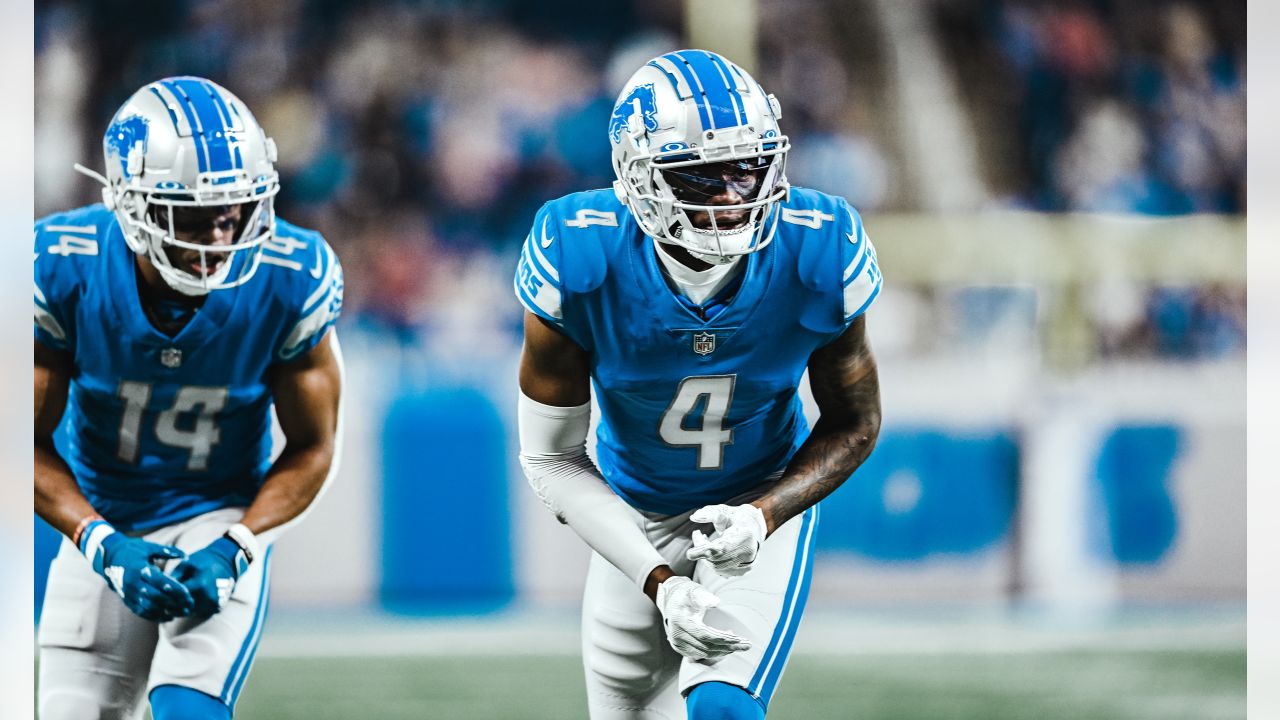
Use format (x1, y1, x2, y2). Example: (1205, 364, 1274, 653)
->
(516, 51, 883, 719)
(35, 77, 344, 720)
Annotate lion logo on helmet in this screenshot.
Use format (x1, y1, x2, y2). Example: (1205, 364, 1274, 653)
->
(105, 114, 149, 179)
(609, 83, 659, 144)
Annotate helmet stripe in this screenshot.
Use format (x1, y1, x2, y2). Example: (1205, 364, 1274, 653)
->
(647, 58, 700, 120)
(202, 79, 235, 128)
(157, 79, 210, 172)
(661, 53, 713, 130)
(147, 86, 185, 135)
(199, 79, 246, 170)
(161, 78, 237, 173)
(705, 52, 749, 125)
(671, 50, 740, 130)
(180, 78, 237, 172)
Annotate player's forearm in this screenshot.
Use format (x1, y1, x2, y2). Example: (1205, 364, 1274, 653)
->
(753, 315, 882, 535)
(752, 413, 880, 534)
(35, 441, 98, 539)
(520, 447, 668, 589)
(518, 392, 667, 589)
(238, 442, 335, 537)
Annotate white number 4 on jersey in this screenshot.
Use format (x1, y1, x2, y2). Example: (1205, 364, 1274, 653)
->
(565, 209, 618, 229)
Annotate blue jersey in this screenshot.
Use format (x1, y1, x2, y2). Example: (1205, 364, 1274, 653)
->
(515, 187, 882, 515)
(34, 204, 343, 532)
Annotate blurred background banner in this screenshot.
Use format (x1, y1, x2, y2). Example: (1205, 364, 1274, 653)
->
(33, 0, 1247, 717)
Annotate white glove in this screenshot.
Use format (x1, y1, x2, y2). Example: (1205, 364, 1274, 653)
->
(655, 576, 751, 661)
(687, 504, 768, 577)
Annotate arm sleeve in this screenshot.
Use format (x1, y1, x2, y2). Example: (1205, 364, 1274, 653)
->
(517, 392, 666, 590)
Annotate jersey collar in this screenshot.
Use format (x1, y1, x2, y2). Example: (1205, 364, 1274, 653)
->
(106, 221, 240, 350)
(636, 224, 774, 330)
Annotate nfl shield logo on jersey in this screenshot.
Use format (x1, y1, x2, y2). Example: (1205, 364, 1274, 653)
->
(693, 332, 716, 355)
(160, 347, 182, 368)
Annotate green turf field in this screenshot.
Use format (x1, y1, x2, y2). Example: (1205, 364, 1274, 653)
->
(235, 649, 1245, 719)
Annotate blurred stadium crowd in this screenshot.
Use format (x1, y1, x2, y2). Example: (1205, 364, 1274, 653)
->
(35, 0, 1245, 362)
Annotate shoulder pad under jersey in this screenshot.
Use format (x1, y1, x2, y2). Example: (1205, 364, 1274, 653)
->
(781, 188, 883, 332)
(33, 204, 116, 350)
(515, 190, 621, 324)
(261, 217, 344, 361)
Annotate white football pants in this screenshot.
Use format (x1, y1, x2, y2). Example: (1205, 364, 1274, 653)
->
(38, 507, 271, 720)
(581, 494, 819, 720)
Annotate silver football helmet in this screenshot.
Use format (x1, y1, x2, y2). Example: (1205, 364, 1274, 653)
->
(77, 77, 280, 296)
(609, 50, 789, 261)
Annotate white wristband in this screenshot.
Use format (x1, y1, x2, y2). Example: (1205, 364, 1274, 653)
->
(79, 521, 115, 564)
(224, 522, 261, 567)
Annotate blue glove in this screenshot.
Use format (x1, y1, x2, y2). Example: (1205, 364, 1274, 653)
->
(173, 536, 250, 617)
(79, 521, 195, 622)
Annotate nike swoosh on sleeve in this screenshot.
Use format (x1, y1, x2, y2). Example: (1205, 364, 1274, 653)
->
(309, 245, 323, 279)
(540, 216, 555, 248)
(844, 207, 859, 244)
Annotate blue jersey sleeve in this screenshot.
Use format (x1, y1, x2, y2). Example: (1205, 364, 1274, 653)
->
(513, 193, 615, 352)
(838, 200, 883, 325)
(272, 226, 344, 361)
(514, 202, 567, 326)
(34, 208, 107, 351)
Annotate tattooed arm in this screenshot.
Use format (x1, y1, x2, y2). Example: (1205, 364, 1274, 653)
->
(751, 314, 881, 535)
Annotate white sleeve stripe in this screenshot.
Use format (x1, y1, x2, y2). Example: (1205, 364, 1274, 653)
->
(522, 253, 558, 291)
(34, 281, 66, 340)
(844, 239, 882, 319)
(281, 280, 341, 360)
(279, 305, 335, 359)
(526, 236, 561, 285)
(843, 242, 870, 287)
(842, 227, 869, 282)
(845, 273, 881, 320)
(35, 304, 67, 341)
(516, 274, 564, 321)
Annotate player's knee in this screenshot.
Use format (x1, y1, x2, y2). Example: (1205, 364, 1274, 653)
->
(150, 684, 231, 720)
(587, 660, 664, 699)
(585, 627, 671, 697)
(686, 682, 765, 720)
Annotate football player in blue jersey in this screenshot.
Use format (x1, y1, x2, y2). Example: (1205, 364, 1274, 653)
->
(515, 50, 883, 719)
(35, 77, 344, 720)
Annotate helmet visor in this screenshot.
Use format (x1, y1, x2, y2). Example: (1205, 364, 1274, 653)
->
(660, 157, 775, 204)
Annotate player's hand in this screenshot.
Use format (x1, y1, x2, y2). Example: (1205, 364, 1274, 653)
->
(687, 503, 768, 577)
(173, 537, 248, 617)
(85, 529, 195, 622)
(655, 576, 751, 661)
